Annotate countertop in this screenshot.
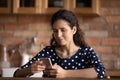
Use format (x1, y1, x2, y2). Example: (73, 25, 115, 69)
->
(0, 77, 120, 80)
(106, 70, 120, 79)
(0, 69, 120, 79)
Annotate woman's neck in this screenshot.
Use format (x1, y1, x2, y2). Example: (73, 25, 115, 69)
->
(56, 43, 79, 58)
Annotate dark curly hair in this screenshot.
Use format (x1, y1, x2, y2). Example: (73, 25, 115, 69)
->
(50, 9, 87, 47)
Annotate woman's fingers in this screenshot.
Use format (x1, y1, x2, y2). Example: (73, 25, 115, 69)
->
(44, 69, 57, 76)
(31, 61, 45, 73)
(52, 63, 58, 70)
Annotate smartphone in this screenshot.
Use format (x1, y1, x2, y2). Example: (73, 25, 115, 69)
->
(40, 58, 52, 69)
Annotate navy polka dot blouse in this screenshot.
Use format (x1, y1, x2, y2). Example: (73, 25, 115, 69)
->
(20, 46, 106, 79)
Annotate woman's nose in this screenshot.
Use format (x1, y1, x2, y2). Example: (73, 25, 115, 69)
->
(57, 31, 62, 37)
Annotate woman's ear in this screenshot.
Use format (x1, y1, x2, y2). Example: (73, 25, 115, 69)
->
(72, 26, 77, 34)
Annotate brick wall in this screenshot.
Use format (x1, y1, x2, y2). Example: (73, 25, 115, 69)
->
(0, 0, 120, 70)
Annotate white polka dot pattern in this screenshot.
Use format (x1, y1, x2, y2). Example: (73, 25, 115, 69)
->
(20, 46, 106, 79)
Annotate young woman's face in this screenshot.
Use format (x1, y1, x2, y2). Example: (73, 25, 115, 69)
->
(52, 19, 76, 46)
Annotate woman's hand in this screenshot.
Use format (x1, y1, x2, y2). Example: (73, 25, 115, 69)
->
(30, 61, 45, 74)
(44, 64, 67, 78)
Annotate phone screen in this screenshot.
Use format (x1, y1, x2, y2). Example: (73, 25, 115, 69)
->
(40, 58, 52, 69)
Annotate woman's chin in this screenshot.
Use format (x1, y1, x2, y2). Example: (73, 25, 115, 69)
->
(58, 43, 66, 47)
(57, 41, 66, 46)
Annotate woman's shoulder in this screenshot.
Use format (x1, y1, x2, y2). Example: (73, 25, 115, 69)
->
(42, 45, 55, 52)
(80, 46, 93, 51)
(78, 46, 97, 57)
(79, 46, 96, 55)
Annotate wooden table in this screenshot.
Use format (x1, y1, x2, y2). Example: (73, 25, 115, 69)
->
(0, 70, 120, 80)
(0, 77, 120, 80)
(107, 71, 120, 76)
(106, 71, 120, 79)
(0, 77, 100, 80)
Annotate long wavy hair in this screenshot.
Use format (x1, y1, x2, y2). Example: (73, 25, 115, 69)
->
(50, 9, 87, 47)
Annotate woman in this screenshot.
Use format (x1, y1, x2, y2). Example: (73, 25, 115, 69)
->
(14, 9, 106, 79)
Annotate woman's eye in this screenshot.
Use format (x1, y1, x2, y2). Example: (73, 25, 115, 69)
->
(61, 29, 66, 32)
(53, 29, 58, 33)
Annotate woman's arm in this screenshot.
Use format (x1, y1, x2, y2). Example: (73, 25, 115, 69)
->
(65, 68, 97, 78)
(14, 61, 45, 77)
(44, 64, 97, 78)
(14, 46, 49, 77)
(14, 67, 33, 77)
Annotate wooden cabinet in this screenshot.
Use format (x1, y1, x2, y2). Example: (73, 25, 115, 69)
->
(0, 0, 11, 14)
(42, 0, 100, 15)
(41, 0, 70, 14)
(13, 0, 70, 14)
(13, 0, 42, 14)
(0, 0, 100, 15)
(70, 0, 100, 15)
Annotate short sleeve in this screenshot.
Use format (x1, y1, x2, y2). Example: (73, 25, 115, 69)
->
(87, 47, 106, 79)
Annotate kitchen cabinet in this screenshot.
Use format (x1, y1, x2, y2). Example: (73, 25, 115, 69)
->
(42, 0, 100, 15)
(13, 0, 70, 14)
(0, 0, 100, 15)
(42, 0, 70, 14)
(13, 0, 42, 14)
(70, 0, 100, 15)
(0, 0, 11, 14)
